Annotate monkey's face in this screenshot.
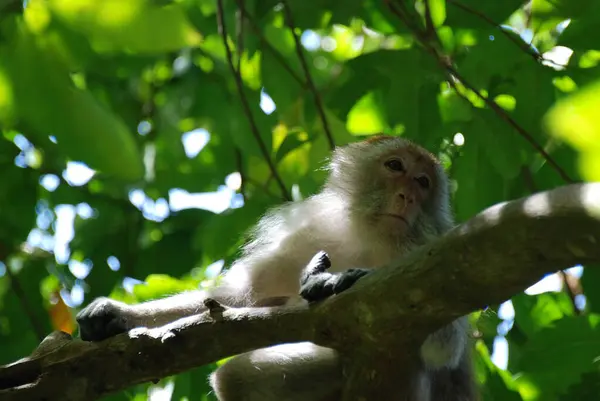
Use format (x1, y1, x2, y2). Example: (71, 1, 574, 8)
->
(370, 146, 438, 235)
(326, 136, 453, 241)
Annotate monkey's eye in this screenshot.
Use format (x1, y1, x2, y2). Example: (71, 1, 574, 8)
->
(384, 159, 404, 172)
(415, 175, 430, 189)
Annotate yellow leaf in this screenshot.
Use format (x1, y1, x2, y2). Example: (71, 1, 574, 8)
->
(49, 291, 76, 334)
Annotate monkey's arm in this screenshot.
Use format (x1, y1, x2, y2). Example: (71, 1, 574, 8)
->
(299, 252, 468, 370)
(76, 291, 209, 341)
(77, 240, 307, 342)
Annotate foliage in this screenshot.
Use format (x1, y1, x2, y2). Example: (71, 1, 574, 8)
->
(0, 0, 599, 400)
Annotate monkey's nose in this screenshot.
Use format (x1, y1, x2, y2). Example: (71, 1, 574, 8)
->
(398, 191, 414, 204)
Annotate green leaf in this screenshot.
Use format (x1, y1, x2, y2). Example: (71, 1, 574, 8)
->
(362, 0, 411, 34)
(558, 3, 600, 51)
(558, 370, 600, 401)
(398, 82, 445, 148)
(515, 315, 600, 397)
(195, 195, 275, 261)
(275, 131, 314, 163)
(346, 91, 387, 134)
(0, 165, 37, 244)
(474, 342, 524, 401)
(429, 0, 446, 27)
(5, 28, 144, 181)
(510, 62, 556, 145)
(544, 78, 600, 181)
(452, 127, 508, 222)
(472, 109, 526, 180)
(263, 24, 296, 56)
(135, 231, 199, 278)
(581, 265, 600, 314)
(446, 0, 527, 29)
(0, 259, 54, 364)
(512, 292, 574, 340)
(438, 90, 473, 123)
(336, 49, 443, 137)
(260, 49, 303, 114)
(211, 86, 275, 162)
(459, 28, 533, 89)
(49, 0, 202, 54)
(133, 274, 198, 302)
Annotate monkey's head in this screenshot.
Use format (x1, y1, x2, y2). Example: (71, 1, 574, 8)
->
(325, 135, 453, 243)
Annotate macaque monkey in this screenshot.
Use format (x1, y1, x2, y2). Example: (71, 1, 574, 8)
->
(77, 135, 476, 401)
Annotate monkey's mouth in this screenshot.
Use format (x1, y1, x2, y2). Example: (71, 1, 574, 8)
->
(379, 213, 409, 226)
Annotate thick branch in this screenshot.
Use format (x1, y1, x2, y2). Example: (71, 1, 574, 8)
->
(2, 183, 600, 401)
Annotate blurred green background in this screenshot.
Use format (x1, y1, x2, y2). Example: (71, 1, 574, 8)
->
(1, 0, 600, 400)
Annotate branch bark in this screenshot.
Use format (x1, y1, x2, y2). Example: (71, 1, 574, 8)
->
(2, 183, 600, 401)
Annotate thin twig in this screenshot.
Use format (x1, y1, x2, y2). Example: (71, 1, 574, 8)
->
(216, 0, 291, 201)
(520, 165, 538, 193)
(235, 0, 306, 87)
(423, 0, 443, 48)
(524, 0, 533, 31)
(445, 67, 573, 182)
(447, 0, 543, 64)
(424, 0, 434, 34)
(282, 1, 336, 151)
(246, 177, 281, 200)
(5, 268, 46, 342)
(236, 1, 244, 72)
(387, 0, 574, 184)
(0, 243, 46, 342)
(234, 148, 246, 200)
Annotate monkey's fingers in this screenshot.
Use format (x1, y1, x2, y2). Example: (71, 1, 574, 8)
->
(299, 273, 337, 303)
(332, 268, 371, 294)
(76, 297, 132, 342)
(300, 250, 331, 285)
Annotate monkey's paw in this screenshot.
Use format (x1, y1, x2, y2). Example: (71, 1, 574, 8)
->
(76, 297, 135, 342)
(299, 251, 371, 303)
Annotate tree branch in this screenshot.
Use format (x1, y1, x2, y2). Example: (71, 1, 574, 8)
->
(282, 1, 336, 151)
(446, 0, 545, 64)
(2, 183, 600, 400)
(216, 0, 291, 201)
(520, 165, 582, 314)
(387, 0, 575, 184)
(235, 0, 306, 87)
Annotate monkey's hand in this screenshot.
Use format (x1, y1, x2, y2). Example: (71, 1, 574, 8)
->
(299, 251, 371, 303)
(76, 297, 138, 342)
